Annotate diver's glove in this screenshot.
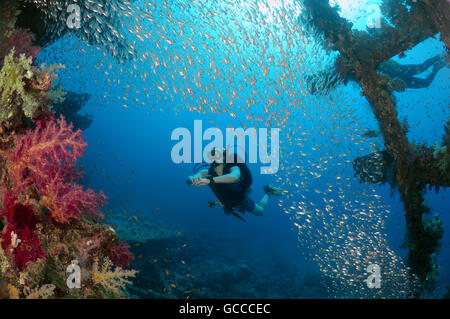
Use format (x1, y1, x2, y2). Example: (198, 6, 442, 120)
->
(264, 185, 286, 197)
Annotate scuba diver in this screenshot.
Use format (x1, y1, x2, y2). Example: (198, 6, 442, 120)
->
(377, 53, 447, 90)
(186, 147, 285, 221)
(306, 53, 448, 95)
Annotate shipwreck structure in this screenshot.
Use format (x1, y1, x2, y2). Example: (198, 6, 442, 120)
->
(301, 0, 449, 291)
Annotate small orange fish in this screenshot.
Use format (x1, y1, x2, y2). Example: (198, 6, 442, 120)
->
(165, 269, 169, 276)
(133, 216, 138, 221)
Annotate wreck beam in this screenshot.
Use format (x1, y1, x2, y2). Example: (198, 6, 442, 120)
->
(301, 0, 449, 287)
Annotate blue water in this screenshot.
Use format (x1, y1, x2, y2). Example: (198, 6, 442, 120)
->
(36, 0, 449, 298)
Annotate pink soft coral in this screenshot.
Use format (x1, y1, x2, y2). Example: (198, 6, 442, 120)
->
(5, 115, 106, 223)
(7, 115, 86, 190)
(0, 192, 45, 270)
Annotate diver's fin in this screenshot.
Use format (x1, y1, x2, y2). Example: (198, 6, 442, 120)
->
(230, 211, 246, 222)
(208, 200, 223, 208)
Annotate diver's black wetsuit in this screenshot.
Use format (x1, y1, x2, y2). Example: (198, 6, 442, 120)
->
(306, 54, 446, 95)
(208, 160, 255, 215)
(378, 55, 445, 89)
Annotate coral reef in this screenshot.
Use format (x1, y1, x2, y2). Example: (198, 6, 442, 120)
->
(0, 8, 136, 299)
(0, 1, 66, 130)
(0, 239, 9, 273)
(4, 115, 106, 224)
(0, 194, 45, 270)
(23, 284, 55, 299)
(0, 114, 137, 298)
(0, 28, 41, 63)
(0, 50, 40, 128)
(0, 112, 137, 298)
(0, 49, 65, 129)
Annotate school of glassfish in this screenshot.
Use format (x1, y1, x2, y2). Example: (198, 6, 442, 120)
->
(35, 0, 449, 298)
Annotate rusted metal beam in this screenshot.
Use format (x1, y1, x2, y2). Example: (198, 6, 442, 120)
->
(301, 0, 449, 287)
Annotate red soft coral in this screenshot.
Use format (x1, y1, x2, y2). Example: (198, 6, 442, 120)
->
(2, 28, 41, 61)
(5, 115, 106, 224)
(106, 241, 134, 268)
(0, 192, 45, 270)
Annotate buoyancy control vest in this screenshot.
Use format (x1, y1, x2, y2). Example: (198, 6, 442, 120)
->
(208, 153, 253, 212)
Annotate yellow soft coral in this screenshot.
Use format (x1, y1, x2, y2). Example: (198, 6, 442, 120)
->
(47, 84, 67, 105)
(91, 257, 137, 296)
(0, 240, 9, 274)
(0, 48, 40, 127)
(7, 284, 20, 299)
(23, 284, 55, 299)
